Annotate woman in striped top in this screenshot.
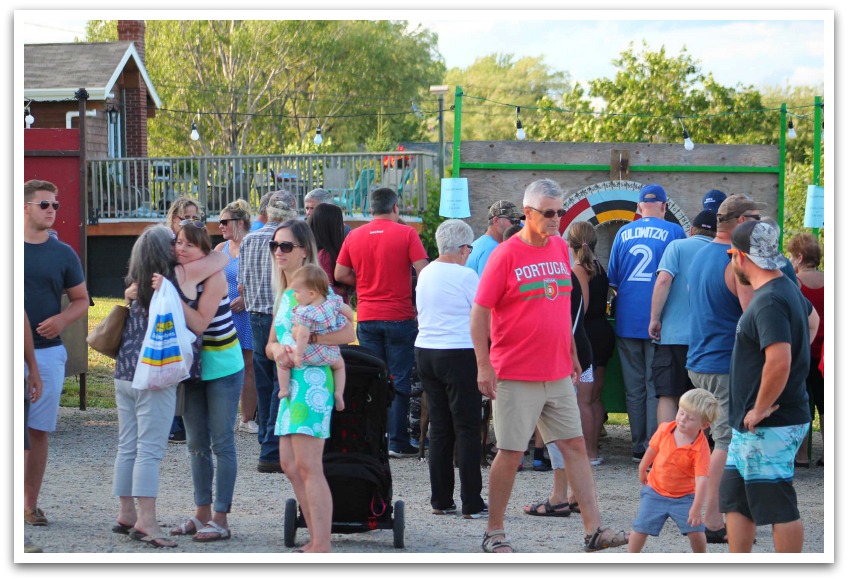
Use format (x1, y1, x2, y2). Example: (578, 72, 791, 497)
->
(168, 219, 245, 543)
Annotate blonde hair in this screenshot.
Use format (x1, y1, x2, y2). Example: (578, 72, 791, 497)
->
(221, 198, 252, 241)
(290, 264, 330, 298)
(679, 388, 721, 425)
(165, 196, 200, 233)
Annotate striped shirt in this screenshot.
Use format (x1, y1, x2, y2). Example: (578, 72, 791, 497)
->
(197, 283, 244, 381)
(237, 221, 280, 314)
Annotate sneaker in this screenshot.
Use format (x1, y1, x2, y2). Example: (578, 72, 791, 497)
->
(238, 420, 259, 434)
(169, 430, 187, 444)
(463, 503, 489, 519)
(257, 460, 284, 473)
(388, 445, 419, 458)
(432, 503, 457, 515)
(24, 507, 48, 527)
(533, 458, 552, 472)
(409, 437, 429, 450)
(599, 425, 609, 439)
(589, 456, 605, 466)
(632, 452, 645, 463)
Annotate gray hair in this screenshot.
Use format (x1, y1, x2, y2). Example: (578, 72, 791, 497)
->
(522, 178, 563, 208)
(126, 225, 174, 310)
(266, 192, 298, 222)
(369, 187, 398, 215)
(304, 188, 332, 204)
(435, 219, 474, 255)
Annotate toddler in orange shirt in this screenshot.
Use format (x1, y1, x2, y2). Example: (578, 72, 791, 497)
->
(627, 388, 720, 552)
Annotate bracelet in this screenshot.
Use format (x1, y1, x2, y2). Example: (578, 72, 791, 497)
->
(309, 333, 318, 344)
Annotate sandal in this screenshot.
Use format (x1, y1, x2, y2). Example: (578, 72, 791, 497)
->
(705, 526, 728, 544)
(112, 521, 134, 535)
(569, 501, 580, 514)
(482, 529, 515, 553)
(193, 520, 231, 542)
(170, 516, 203, 536)
(129, 528, 178, 549)
(524, 499, 571, 517)
(584, 527, 628, 552)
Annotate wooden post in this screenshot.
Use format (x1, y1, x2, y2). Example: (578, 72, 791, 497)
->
(75, 88, 90, 411)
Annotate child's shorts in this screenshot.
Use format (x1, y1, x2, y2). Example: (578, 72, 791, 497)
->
(632, 485, 705, 536)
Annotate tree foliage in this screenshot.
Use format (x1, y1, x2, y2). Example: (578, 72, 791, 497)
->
(441, 54, 570, 141)
(86, 19, 444, 155)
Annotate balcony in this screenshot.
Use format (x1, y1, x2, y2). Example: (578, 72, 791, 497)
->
(87, 151, 437, 224)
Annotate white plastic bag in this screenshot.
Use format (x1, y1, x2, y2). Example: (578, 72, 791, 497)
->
(131, 277, 197, 391)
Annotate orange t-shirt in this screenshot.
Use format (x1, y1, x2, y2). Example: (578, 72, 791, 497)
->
(646, 421, 711, 498)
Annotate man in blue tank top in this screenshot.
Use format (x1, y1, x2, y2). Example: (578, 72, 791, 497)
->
(608, 184, 685, 464)
(686, 193, 764, 544)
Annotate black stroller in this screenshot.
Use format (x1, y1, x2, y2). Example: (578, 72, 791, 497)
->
(283, 345, 405, 549)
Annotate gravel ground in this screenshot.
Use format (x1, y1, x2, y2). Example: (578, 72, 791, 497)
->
(21, 407, 827, 561)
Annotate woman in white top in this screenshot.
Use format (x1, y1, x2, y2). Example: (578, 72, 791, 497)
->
(414, 219, 486, 519)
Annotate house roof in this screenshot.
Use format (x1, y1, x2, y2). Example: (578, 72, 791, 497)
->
(24, 41, 161, 108)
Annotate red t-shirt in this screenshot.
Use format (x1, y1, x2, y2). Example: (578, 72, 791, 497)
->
(336, 218, 428, 321)
(647, 421, 711, 498)
(474, 235, 574, 381)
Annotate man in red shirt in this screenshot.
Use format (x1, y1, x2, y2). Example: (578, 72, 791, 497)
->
(335, 187, 429, 457)
(471, 178, 628, 553)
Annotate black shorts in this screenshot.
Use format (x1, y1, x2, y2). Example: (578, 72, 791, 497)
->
(651, 344, 694, 398)
(719, 466, 801, 526)
(584, 317, 615, 367)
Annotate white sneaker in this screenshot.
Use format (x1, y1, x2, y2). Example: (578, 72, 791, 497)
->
(238, 420, 259, 434)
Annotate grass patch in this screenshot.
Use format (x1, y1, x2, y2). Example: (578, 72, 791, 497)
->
(61, 297, 124, 409)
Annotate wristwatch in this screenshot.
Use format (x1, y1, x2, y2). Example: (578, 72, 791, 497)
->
(309, 333, 318, 344)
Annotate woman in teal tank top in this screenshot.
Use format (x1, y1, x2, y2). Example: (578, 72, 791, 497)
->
(265, 220, 355, 553)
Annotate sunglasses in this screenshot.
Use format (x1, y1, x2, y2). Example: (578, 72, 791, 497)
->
(726, 248, 746, 259)
(269, 240, 304, 254)
(527, 206, 566, 219)
(219, 218, 241, 226)
(461, 244, 474, 252)
(741, 214, 761, 220)
(179, 219, 206, 229)
(27, 200, 60, 211)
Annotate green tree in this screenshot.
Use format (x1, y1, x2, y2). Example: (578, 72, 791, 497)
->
(441, 54, 570, 141)
(86, 20, 444, 155)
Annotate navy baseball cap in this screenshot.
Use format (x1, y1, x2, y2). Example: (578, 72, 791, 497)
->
(639, 184, 668, 203)
(702, 189, 727, 213)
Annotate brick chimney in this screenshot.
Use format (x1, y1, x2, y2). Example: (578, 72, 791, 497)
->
(117, 20, 147, 158)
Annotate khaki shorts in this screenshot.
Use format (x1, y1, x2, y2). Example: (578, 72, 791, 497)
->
(493, 377, 582, 451)
(688, 370, 731, 450)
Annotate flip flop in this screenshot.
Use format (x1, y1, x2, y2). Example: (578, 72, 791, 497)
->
(170, 516, 204, 536)
(193, 520, 231, 542)
(523, 499, 571, 517)
(112, 521, 134, 535)
(129, 528, 178, 548)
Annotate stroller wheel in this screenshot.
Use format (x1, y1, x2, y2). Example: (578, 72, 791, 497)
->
(393, 500, 405, 549)
(284, 498, 298, 547)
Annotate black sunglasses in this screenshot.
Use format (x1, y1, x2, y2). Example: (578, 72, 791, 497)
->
(528, 206, 566, 219)
(269, 240, 303, 254)
(497, 215, 521, 225)
(461, 244, 474, 252)
(27, 200, 60, 211)
(179, 219, 206, 229)
(741, 214, 761, 220)
(219, 218, 241, 226)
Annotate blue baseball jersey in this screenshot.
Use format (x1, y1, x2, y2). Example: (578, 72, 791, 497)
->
(607, 217, 685, 339)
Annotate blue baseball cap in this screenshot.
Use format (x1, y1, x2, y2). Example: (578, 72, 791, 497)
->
(639, 184, 667, 203)
(702, 189, 727, 213)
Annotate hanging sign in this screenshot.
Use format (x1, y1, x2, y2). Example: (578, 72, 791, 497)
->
(439, 178, 471, 218)
(804, 185, 824, 229)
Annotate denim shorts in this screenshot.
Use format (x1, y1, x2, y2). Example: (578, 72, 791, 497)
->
(632, 485, 704, 536)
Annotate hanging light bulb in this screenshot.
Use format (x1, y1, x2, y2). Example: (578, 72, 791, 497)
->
(515, 107, 526, 140)
(190, 122, 200, 141)
(787, 118, 797, 139)
(678, 118, 695, 150)
(313, 127, 323, 146)
(24, 108, 35, 127)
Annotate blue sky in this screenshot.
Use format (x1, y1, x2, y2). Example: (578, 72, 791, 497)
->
(18, 10, 829, 91)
